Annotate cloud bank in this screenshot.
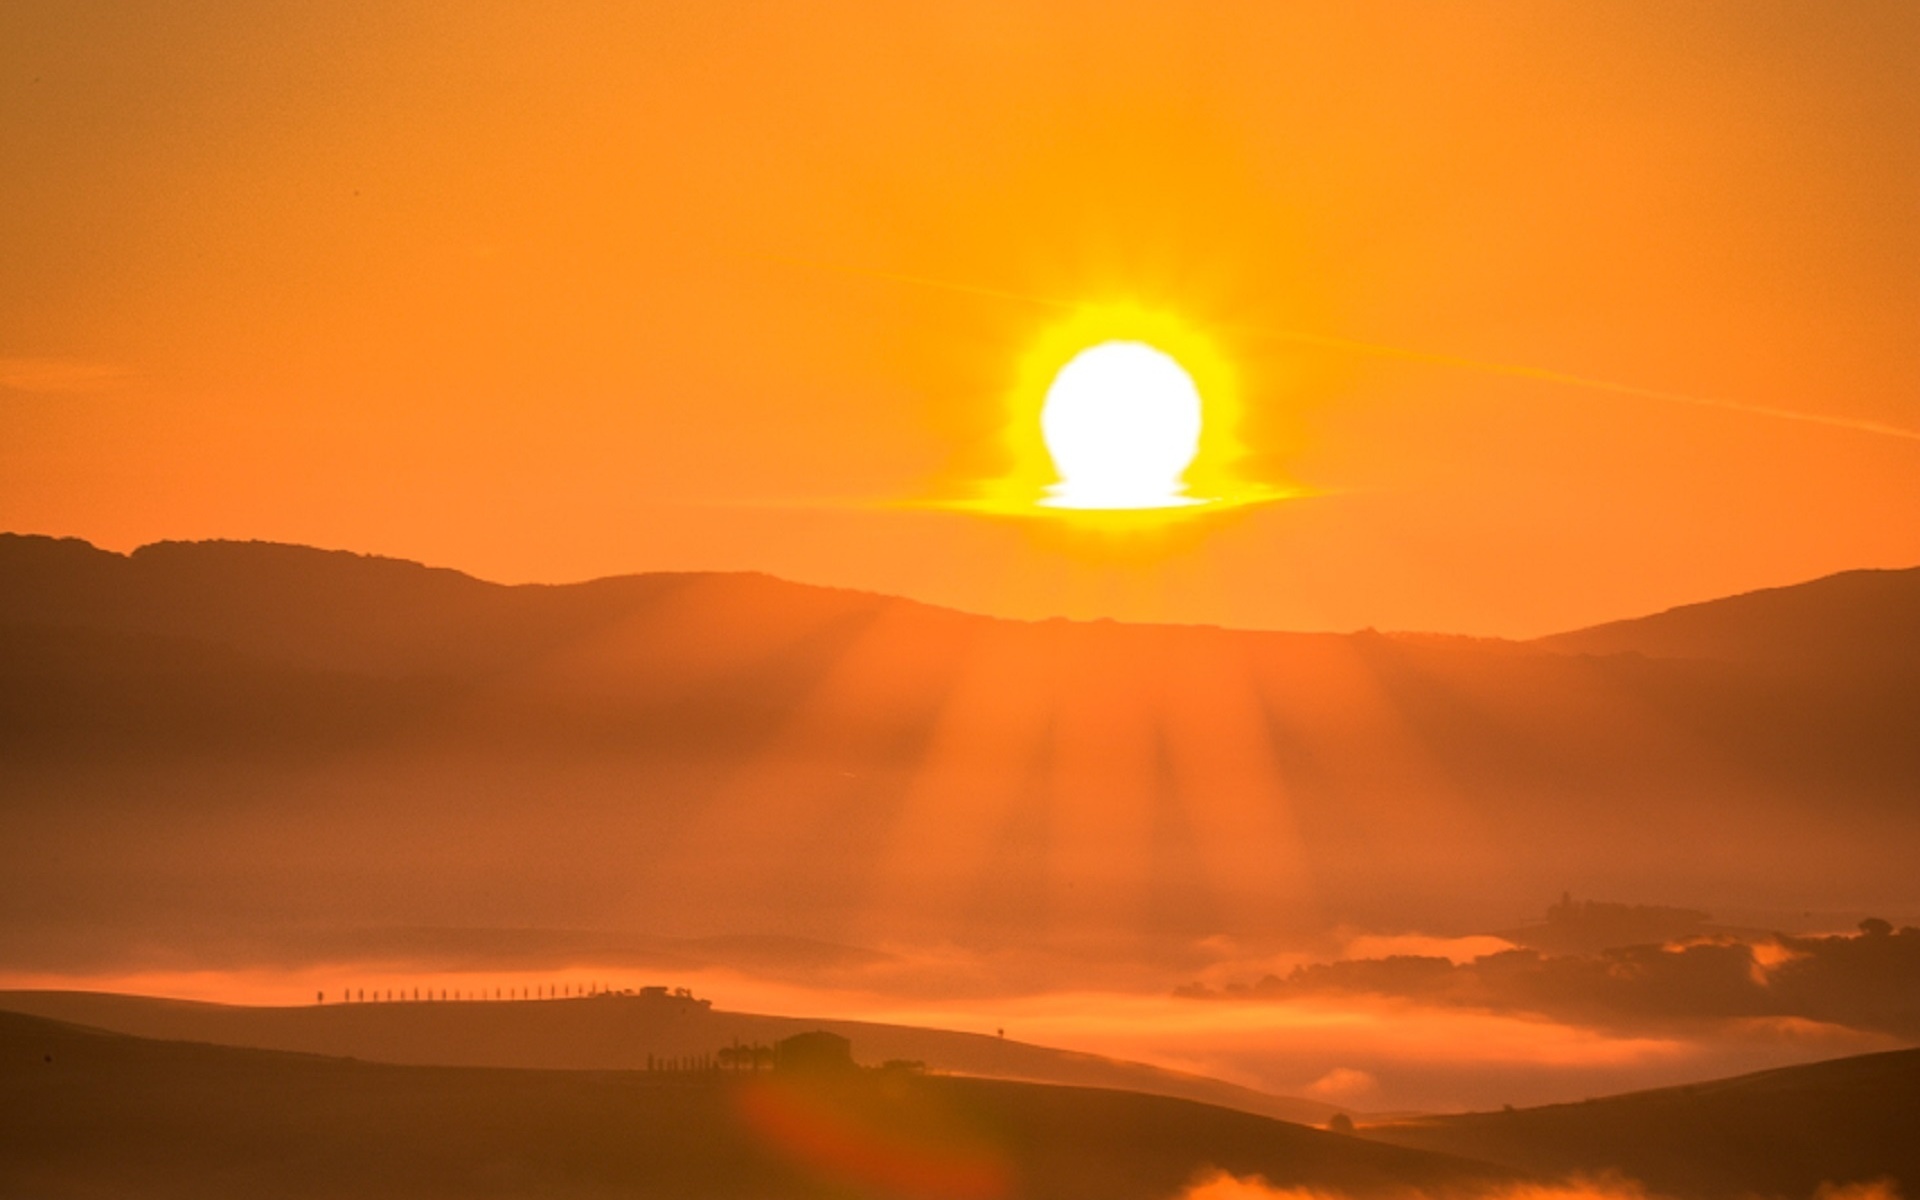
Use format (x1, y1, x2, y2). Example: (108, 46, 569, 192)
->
(1181, 924, 1920, 1041)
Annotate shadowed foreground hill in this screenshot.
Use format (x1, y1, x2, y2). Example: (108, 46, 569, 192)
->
(1364, 1046, 1920, 1200)
(3, 534, 1918, 957)
(0, 989, 1343, 1126)
(0, 1010, 1504, 1200)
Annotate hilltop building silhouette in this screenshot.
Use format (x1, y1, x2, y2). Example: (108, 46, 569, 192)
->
(772, 1031, 854, 1074)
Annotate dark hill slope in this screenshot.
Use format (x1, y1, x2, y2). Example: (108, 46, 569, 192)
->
(0, 989, 1342, 1127)
(1364, 1046, 1920, 1200)
(1537, 566, 1920, 674)
(0, 533, 952, 679)
(0, 1010, 1504, 1200)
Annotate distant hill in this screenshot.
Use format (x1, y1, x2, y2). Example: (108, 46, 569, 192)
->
(2, 533, 1918, 963)
(0, 533, 945, 678)
(0, 1009, 1503, 1200)
(1537, 566, 1920, 674)
(1364, 1045, 1920, 1200)
(0, 989, 1343, 1127)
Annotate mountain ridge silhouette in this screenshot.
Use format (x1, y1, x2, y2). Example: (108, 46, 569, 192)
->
(1539, 565, 1920, 674)
(12, 533, 1915, 661)
(3, 532, 1916, 964)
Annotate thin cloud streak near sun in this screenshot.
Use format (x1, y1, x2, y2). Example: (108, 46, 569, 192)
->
(0, 356, 130, 394)
(776, 254, 1920, 452)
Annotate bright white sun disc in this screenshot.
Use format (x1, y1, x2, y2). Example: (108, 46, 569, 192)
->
(1039, 341, 1203, 510)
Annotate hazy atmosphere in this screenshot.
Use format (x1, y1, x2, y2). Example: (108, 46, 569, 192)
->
(3, 4, 1917, 1199)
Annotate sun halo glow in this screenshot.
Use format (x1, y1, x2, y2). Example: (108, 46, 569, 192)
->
(961, 303, 1286, 521)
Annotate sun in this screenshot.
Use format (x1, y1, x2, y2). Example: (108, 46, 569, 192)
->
(1040, 341, 1204, 510)
(959, 301, 1293, 520)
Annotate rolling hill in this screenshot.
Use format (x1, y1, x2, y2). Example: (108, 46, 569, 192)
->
(1363, 1045, 1920, 1200)
(0, 989, 1342, 1126)
(1537, 566, 1920, 674)
(0, 1009, 1502, 1200)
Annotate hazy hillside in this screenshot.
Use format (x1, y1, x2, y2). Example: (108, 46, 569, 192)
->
(3, 534, 1918, 963)
(0, 534, 964, 679)
(0, 989, 1342, 1126)
(0, 1010, 1501, 1200)
(1537, 566, 1920, 674)
(1363, 1045, 1920, 1200)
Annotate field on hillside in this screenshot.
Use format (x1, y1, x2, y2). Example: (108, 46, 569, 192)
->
(0, 1011, 1497, 1200)
(0, 988, 1340, 1125)
(1365, 1048, 1920, 1200)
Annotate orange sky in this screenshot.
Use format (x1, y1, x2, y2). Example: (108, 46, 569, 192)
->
(3, 1, 1916, 636)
